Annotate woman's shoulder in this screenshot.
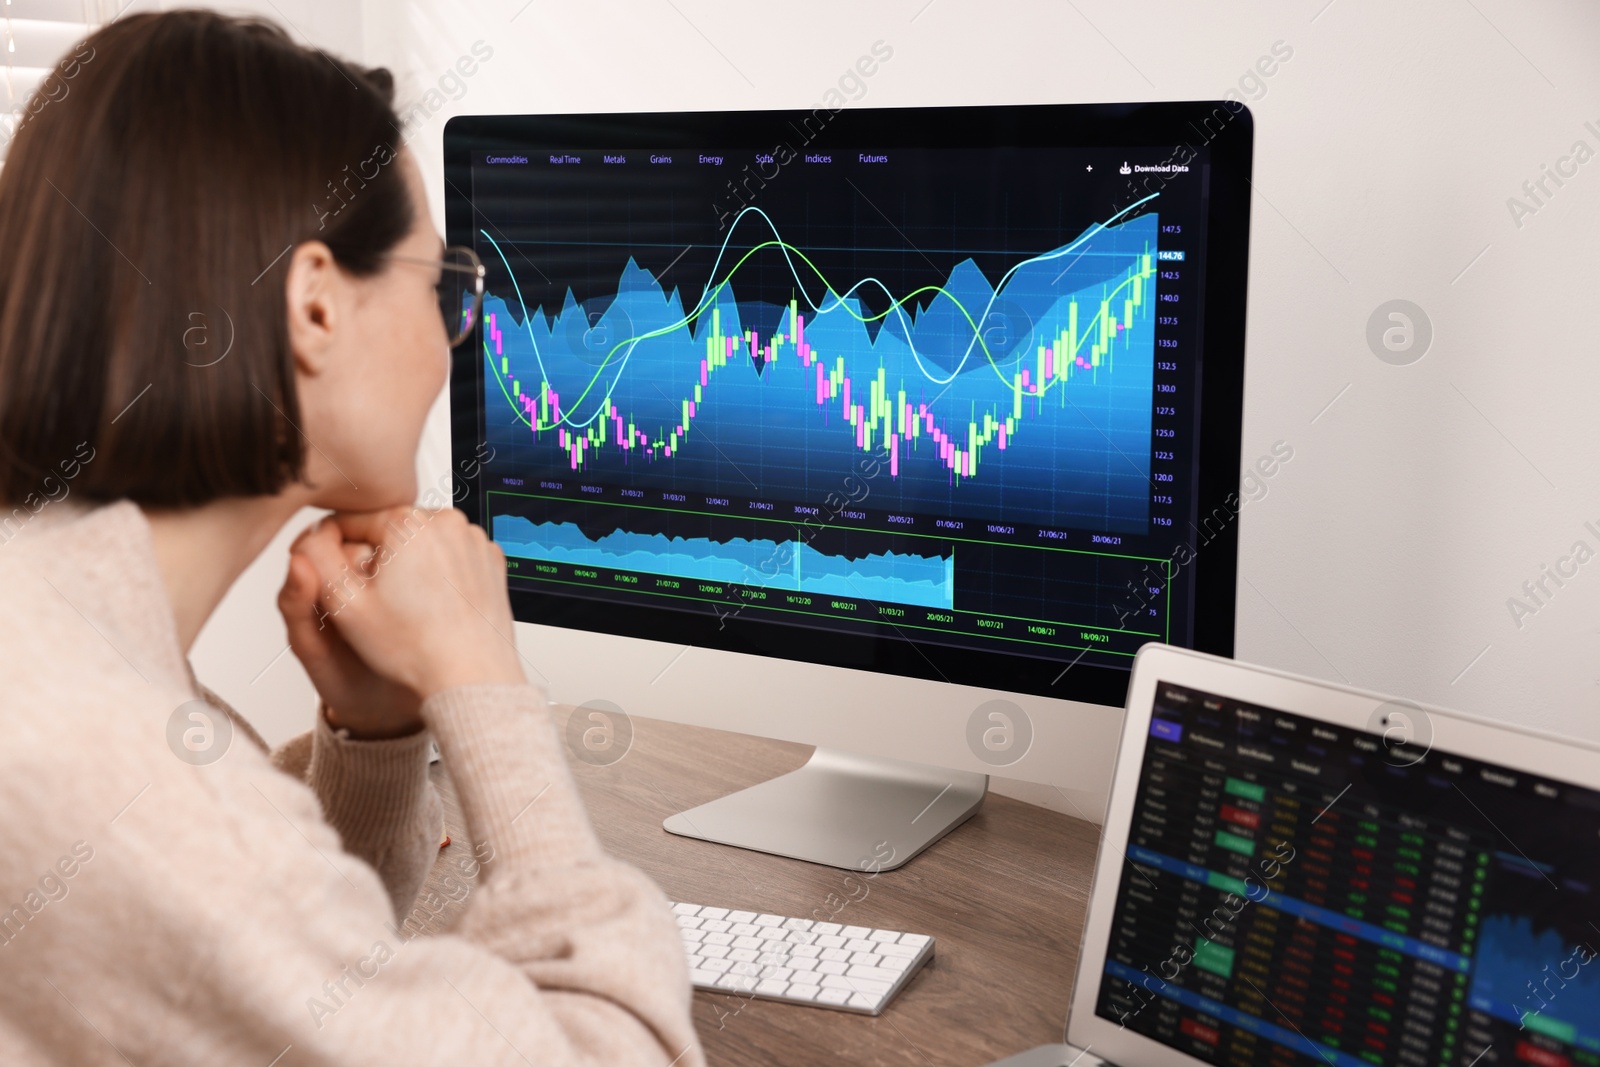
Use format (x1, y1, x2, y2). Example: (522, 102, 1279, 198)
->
(0, 497, 194, 696)
(0, 564, 177, 726)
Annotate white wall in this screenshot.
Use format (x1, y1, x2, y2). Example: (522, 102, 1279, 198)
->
(186, 0, 1600, 815)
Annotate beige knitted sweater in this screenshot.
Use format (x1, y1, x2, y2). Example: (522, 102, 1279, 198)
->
(0, 498, 704, 1066)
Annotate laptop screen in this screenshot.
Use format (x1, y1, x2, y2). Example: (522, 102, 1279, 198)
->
(1096, 681, 1600, 1067)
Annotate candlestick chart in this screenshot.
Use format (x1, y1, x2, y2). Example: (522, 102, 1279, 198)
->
(480, 208, 1158, 533)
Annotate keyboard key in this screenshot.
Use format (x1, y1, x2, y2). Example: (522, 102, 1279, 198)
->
(680, 929, 706, 942)
(816, 988, 851, 1005)
(785, 930, 818, 944)
(869, 929, 900, 943)
(846, 964, 904, 983)
(841, 926, 870, 939)
(676, 915, 702, 928)
(699, 907, 729, 920)
(732, 936, 763, 950)
(881, 955, 910, 971)
(849, 992, 881, 1010)
(673, 903, 702, 916)
(689, 967, 722, 984)
(728, 948, 759, 963)
(754, 914, 784, 927)
(716, 974, 758, 993)
(844, 938, 876, 953)
(816, 960, 848, 975)
(730, 923, 760, 936)
(727, 911, 757, 923)
(755, 979, 789, 996)
(812, 923, 843, 935)
(820, 948, 851, 962)
(788, 984, 821, 1001)
(821, 974, 891, 996)
(703, 932, 734, 946)
(700, 944, 729, 959)
(703, 958, 733, 974)
(817, 935, 846, 949)
(849, 951, 881, 966)
(876, 942, 919, 958)
(791, 944, 822, 958)
(701, 919, 731, 933)
(789, 957, 818, 971)
(900, 934, 930, 947)
(782, 917, 812, 931)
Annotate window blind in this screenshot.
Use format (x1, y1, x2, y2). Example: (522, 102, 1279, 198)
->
(2, 0, 120, 163)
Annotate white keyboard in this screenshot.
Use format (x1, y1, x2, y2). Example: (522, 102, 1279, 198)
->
(670, 901, 934, 1015)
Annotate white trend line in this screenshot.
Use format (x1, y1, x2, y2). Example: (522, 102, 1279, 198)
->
(478, 191, 1161, 428)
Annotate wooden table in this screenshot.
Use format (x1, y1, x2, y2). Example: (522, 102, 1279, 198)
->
(418, 712, 1102, 1067)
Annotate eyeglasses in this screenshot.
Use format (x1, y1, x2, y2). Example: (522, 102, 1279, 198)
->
(385, 245, 486, 349)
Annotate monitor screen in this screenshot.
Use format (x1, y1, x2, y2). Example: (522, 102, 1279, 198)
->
(444, 103, 1251, 704)
(1098, 681, 1600, 1067)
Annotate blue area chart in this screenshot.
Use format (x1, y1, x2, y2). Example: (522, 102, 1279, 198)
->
(481, 209, 1157, 531)
(494, 514, 955, 610)
(1469, 913, 1600, 1045)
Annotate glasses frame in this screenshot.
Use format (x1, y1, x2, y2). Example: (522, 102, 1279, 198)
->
(386, 244, 485, 348)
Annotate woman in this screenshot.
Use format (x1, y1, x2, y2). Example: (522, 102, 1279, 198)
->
(0, 11, 703, 1066)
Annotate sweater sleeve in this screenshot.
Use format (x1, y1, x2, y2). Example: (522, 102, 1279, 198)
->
(196, 678, 442, 920)
(281, 707, 442, 921)
(414, 682, 704, 1066)
(247, 685, 441, 923)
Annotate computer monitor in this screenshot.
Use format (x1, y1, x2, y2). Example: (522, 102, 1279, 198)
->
(443, 101, 1253, 869)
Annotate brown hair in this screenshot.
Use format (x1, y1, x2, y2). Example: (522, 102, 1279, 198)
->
(0, 10, 414, 507)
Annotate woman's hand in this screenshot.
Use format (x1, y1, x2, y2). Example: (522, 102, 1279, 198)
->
(278, 520, 425, 740)
(287, 507, 526, 708)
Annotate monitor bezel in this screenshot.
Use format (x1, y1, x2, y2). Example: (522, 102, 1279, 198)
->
(443, 101, 1252, 708)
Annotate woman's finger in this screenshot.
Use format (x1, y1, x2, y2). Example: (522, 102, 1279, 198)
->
(293, 525, 366, 613)
(280, 552, 335, 663)
(340, 540, 378, 578)
(288, 514, 329, 555)
(325, 506, 435, 550)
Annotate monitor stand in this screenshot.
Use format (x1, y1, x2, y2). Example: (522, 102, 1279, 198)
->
(662, 747, 988, 871)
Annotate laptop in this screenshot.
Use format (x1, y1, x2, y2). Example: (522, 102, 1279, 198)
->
(988, 643, 1600, 1067)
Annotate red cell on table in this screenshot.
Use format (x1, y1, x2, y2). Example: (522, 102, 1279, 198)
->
(1220, 804, 1261, 829)
(1517, 1042, 1570, 1067)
